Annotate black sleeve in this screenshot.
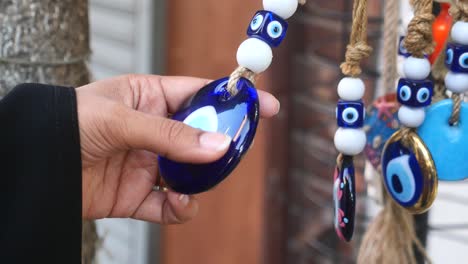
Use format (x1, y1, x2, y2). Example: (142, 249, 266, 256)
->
(0, 84, 82, 263)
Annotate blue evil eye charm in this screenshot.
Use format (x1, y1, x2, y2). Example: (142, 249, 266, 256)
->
(397, 78, 433, 107)
(333, 155, 356, 242)
(158, 77, 260, 194)
(247, 10, 288, 47)
(336, 100, 365, 128)
(364, 93, 401, 169)
(398, 36, 411, 57)
(381, 130, 437, 213)
(418, 99, 468, 181)
(445, 42, 468, 73)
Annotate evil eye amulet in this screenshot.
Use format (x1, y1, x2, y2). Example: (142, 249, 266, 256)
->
(247, 10, 288, 47)
(397, 78, 433, 107)
(381, 130, 437, 214)
(445, 42, 468, 73)
(336, 100, 365, 128)
(418, 99, 468, 181)
(333, 155, 356, 242)
(158, 77, 260, 194)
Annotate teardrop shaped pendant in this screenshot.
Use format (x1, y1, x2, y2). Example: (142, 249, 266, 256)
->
(333, 155, 356, 242)
(381, 129, 438, 214)
(158, 77, 260, 194)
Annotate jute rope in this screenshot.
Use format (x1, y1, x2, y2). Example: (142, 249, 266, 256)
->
(226, 0, 308, 95)
(404, 0, 435, 58)
(340, 0, 373, 76)
(382, 0, 400, 92)
(450, 93, 463, 125)
(432, 41, 449, 102)
(448, 0, 468, 125)
(450, 0, 468, 22)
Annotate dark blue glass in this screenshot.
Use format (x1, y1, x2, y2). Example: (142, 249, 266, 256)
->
(381, 140, 423, 207)
(398, 36, 411, 57)
(158, 77, 260, 194)
(397, 78, 433, 107)
(336, 100, 365, 128)
(445, 42, 468, 73)
(247, 10, 288, 47)
(333, 155, 356, 242)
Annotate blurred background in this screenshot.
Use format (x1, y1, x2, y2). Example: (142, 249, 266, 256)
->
(2, 0, 468, 263)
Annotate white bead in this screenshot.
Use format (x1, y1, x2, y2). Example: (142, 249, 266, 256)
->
(403, 56, 431, 80)
(262, 0, 298, 19)
(337, 77, 365, 101)
(236, 38, 273, 73)
(334, 128, 367, 156)
(451, 21, 468, 45)
(445, 71, 468, 93)
(398, 106, 425, 128)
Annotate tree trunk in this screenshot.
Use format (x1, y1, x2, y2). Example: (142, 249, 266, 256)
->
(0, 1, 97, 263)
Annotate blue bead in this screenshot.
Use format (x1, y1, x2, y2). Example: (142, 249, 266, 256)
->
(418, 99, 468, 181)
(247, 10, 288, 47)
(336, 100, 365, 128)
(397, 78, 433, 107)
(445, 42, 468, 73)
(158, 77, 260, 194)
(398, 36, 411, 57)
(381, 138, 424, 207)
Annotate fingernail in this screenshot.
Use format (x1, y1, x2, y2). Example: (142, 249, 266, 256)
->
(178, 194, 189, 206)
(275, 99, 281, 115)
(199, 132, 231, 151)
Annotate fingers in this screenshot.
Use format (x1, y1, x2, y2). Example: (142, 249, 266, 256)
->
(132, 191, 198, 224)
(118, 106, 231, 163)
(257, 90, 281, 118)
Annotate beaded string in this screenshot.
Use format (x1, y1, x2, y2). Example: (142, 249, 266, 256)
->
(392, 0, 434, 133)
(332, 0, 372, 243)
(447, 0, 468, 125)
(334, 0, 371, 165)
(226, 0, 307, 95)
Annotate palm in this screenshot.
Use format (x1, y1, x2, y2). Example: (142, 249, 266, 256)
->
(82, 150, 158, 220)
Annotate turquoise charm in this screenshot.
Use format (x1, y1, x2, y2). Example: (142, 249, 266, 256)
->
(418, 99, 468, 181)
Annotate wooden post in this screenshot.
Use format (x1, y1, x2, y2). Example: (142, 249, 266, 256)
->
(0, 1, 97, 263)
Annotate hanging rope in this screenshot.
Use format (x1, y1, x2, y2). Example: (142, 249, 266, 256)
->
(448, 0, 468, 125)
(340, 0, 373, 77)
(432, 41, 449, 102)
(450, 0, 468, 22)
(226, 0, 308, 95)
(358, 197, 433, 264)
(382, 0, 400, 92)
(404, 0, 435, 58)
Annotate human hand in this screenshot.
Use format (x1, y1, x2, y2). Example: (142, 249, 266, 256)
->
(76, 74, 280, 224)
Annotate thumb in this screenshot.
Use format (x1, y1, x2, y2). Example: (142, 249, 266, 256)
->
(118, 106, 231, 163)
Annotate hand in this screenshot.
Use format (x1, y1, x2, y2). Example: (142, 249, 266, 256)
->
(76, 74, 280, 224)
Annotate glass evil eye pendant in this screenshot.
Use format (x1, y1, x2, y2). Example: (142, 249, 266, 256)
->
(418, 100, 468, 181)
(158, 78, 259, 194)
(381, 130, 437, 214)
(333, 155, 356, 242)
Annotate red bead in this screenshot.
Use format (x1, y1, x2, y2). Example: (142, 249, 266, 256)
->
(430, 3, 452, 64)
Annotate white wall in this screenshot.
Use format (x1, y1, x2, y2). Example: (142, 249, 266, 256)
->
(88, 0, 163, 263)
